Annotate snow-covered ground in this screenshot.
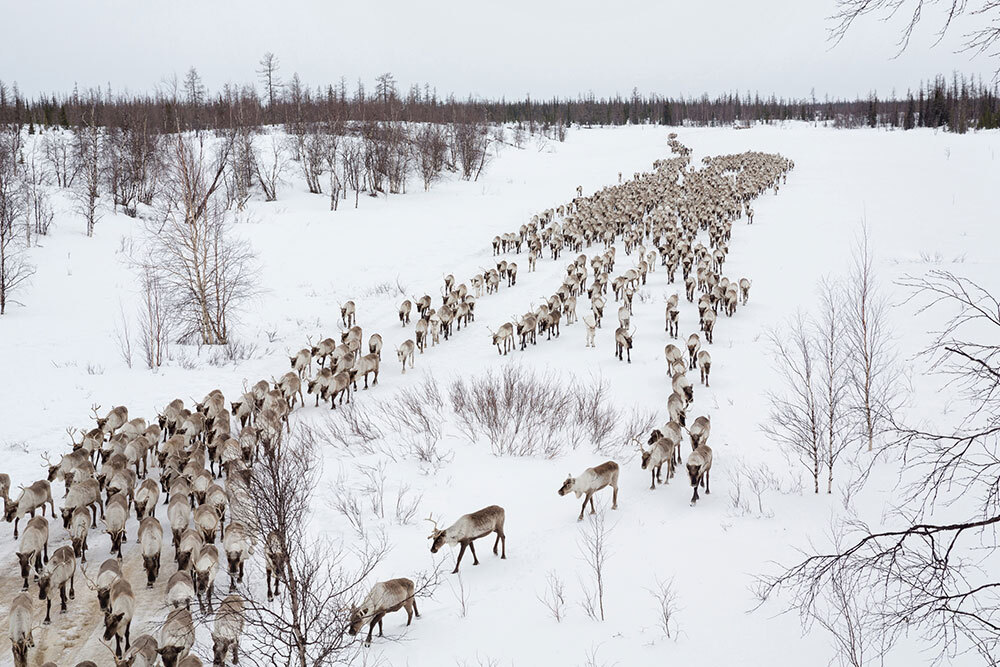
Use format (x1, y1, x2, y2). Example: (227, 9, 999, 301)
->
(1, 122, 997, 666)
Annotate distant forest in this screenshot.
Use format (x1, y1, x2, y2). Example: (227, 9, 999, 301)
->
(1, 68, 997, 133)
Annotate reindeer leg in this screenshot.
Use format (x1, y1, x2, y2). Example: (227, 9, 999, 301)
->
(453, 543, 467, 574)
(612, 485, 618, 509)
(589, 495, 597, 515)
(468, 541, 480, 565)
(578, 495, 588, 521)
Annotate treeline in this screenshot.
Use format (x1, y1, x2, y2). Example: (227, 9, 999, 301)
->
(1, 66, 997, 134)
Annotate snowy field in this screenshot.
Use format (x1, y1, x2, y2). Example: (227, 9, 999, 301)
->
(1, 122, 998, 666)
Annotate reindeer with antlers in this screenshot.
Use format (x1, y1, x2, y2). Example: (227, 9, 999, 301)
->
(427, 506, 507, 574)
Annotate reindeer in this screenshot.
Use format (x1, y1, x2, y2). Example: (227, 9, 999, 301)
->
(5, 480, 56, 538)
(104, 578, 136, 658)
(698, 350, 712, 386)
(667, 391, 687, 427)
(688, 415, 711, 451)
(614, 325, 635, 362)
(350, 353, 380, 389)
(194, 504, 221, 544)
(167, 571, 195, 611)
(686, 333, 701, 370)
(38, 545, 76, 624)
(168, 494, 191, 553)
(311, 337, 337, 368)
(340, 300, 356, 327)
(702, 308, 717, 343)
(105, 493, 129, 558)
(686, 443, 713, 505)
(9, 593, 34, 667)
(121, 634, 159, 667)
(68, 507, 90, 563)
(16, 515, 49, 590)
(45, 448, 89, 495)
(583, 312, 597, 348)
(134, 478, 160, 520)
(177, 529, 205, 571)
(399, 299, 412, 325)
(157, 608, 195, 667)
(489, 323, 515, 355)
(739, 277, 752, 305)
(640, 437, 676, 490)
(192, 544, 220, 613)
(96, 406, 129, 439)
(427, 506, 507, 574)
(557, 461, 619, 521)
(212, 595, 245, 665)
(415, 294, 432, 317)
(0, 472, 9, 503)
(672, 371, 694, 406)
(289, 349, 312, 379)
(265, 530, 286, 602)
(649, 421, 685, 467)
(222, 521, 252, 591)
(415, 318, 428, 352)
(369, 333, 383, 359)
(61, 478, 102, 529)
(396, 340, 416, 374)
(95, 558, 122, 612)
(275, 372, 304, 409)
(139, 517, 163, 587)
(349, 578, 419, 645)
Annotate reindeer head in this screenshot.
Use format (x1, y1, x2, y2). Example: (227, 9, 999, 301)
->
(157, 646, 186, 667)
(43, 453, 59, 482)
(103, 609, 126, 642)
(16, 551, 34, 583)
(212, 634, 236, 665)
(37, 571, 52, 600)
(648, 429, 663, 446)
(347, 606, 369, 636)
(426, 515, 447, 553)
(4, 496, 19, 521)
(557, 475, 577, 497)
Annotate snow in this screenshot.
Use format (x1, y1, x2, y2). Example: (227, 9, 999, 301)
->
(1, 122, 998, 666)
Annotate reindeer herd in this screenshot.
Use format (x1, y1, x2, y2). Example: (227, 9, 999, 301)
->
(3, 133, 793, 664)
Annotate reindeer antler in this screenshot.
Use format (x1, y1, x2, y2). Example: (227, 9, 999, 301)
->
(425, 513, 441, 537)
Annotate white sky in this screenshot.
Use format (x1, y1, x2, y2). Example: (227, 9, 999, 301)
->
(3, 0, 995, 100)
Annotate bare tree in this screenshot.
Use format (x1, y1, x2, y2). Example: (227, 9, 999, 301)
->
(647, 577, 681, 640)
(42, 130, 79, 188)
(450, 120, 492, 181)
(537, 570, 567, 622)
(578, 512, 612, 621)
(816, 278, 853, 493)
(232, 425, 388, 667)
(414, 124, 449, 191)
(150, 134, 257, 345)
(829, 0, 1000, 74)
(258, 52, 282, 111)
(323, 130, 342, 211)
(341, 140, 363, 208)
(138, 267, 170, 369)
(256, 135, 286, 202)
(844, 225, 899, 452)
(22, 141, 53, 241)
(756, 272, 1000, 666)
(74, 108, 101, 236)
(296, 125, 326, 195)
(763, 313, 824, 494)
(0, 127, 33, 314)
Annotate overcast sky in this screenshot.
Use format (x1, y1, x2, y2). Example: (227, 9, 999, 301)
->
(3, 0, 994, 100)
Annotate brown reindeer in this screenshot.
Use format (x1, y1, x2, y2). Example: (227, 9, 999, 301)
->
(427, 506, 507, 574)
(558, 461, 619, 521)
(349, 578, 419, 645)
